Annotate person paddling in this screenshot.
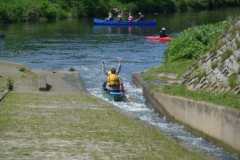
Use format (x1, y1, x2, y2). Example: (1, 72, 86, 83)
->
(135, 12, 145, 21)
(105, 12, 113, 21)
(160, 27, 168, 37)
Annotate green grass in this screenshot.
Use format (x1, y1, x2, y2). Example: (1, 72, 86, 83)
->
(221, 48, 233, 63)
(145, 60, 195, 77)
(0, 92, 206, 159)
(162, 85, 240, 109)
(142, 61, 240, 110)
(228, 73, 238, 89)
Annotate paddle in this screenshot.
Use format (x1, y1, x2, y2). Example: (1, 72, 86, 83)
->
(124, 92, 132, 102)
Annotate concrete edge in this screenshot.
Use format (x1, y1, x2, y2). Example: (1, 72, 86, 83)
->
(132, 71, 240, 156)
(0, 89, 9, 101)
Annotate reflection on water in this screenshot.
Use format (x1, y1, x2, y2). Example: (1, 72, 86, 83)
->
(93, 25, 157, 34)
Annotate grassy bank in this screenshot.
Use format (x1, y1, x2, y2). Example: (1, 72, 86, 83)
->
(0, 92, 209, 159)
(142, 60, 240, 109)
(142, 16, 240, 110)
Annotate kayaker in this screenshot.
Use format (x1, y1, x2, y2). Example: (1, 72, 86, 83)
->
(107, 67, 120, 87)
(160, 27, 168, 37)
(128, 14, 133, 22)
(135, 12, 145, 21)
(105, 12, 113, 21)
(117, 14, 122, 21)
(102, 59, 122, 76)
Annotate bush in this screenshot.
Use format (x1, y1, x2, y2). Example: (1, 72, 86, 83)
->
(19, 67, 26, 72)
(164, 22, 223, 62)
(6, 77, 14, 90)
(69, 67, 75, 71)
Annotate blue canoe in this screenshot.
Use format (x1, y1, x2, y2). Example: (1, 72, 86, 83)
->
(94, 18, 156, 25)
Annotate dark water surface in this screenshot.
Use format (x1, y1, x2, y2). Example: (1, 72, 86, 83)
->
(1, 7, 240, 160)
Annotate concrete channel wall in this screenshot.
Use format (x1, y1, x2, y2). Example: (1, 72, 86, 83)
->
(132, 72, 240, 155)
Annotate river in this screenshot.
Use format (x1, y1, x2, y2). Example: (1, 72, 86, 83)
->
(0, 7, 240, 160)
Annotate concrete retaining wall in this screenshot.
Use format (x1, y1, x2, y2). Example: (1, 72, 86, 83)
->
(132, 72, 240, 155)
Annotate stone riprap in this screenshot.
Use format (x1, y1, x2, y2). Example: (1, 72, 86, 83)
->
(184, 17, 240, 94)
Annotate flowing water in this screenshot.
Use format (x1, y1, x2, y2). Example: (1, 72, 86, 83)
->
(1, 7, 240, 160)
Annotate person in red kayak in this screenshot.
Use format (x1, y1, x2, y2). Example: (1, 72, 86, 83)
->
(160, 27, 168, 37)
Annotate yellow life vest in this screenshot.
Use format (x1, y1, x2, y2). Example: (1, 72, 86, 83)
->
(107, 74, 120, 86)
(108, 71, 111, 76)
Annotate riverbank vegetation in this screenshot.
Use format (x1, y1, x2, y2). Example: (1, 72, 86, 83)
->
(142, 16, 240, 109)
(0, 0, 240, 22)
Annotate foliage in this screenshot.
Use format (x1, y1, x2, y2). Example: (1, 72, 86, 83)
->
(69, 67, 75, 71)
(228, 73, 238, 89)
(194, 69, 206, 81)
(0, 0, 240, 22)
(236, 38, 240, 49)
(164, 22, 224, 62)
(211, 61, 218, 69)
(6, 77, 14, 90)
(19, 67, 26, 72)
(221, 48, 233, 63)
(159, 85, 240, 109)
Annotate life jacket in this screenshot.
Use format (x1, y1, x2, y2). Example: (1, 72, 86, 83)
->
(128, 16, 133, 21)
(107, 74, 120, 86)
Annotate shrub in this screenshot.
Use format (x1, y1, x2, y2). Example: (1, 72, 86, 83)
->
(6, 77, 14, 90)
(164, 22, 223, 62)
(69, 67, 75, 71)
(19, 67, 26, 72)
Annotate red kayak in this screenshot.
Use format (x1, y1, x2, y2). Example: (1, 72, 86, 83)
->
(146, 36, 172, 41)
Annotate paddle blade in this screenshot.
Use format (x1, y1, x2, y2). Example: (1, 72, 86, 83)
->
(124, 93, 132, 102)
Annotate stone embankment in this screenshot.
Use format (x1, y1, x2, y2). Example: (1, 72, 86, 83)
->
(183, 17, 240, 93)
